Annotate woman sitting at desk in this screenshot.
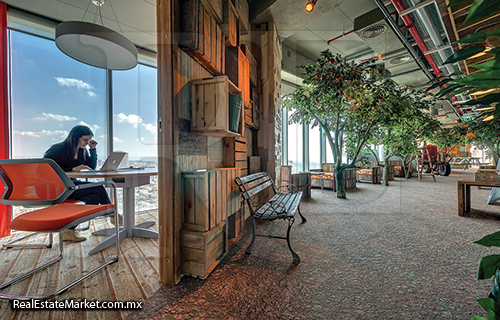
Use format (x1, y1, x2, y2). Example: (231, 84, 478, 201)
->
(44, 125, 112, 242)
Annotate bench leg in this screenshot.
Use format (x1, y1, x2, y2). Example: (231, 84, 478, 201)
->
(245, 217, 256, 255)
(297, 205, 307, 223)
(286, 219, 300, 262)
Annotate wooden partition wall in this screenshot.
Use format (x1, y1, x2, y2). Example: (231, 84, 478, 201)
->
(157, 0, 282, 285)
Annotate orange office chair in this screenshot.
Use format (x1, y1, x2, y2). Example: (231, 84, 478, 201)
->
(0, 158, 119, 300)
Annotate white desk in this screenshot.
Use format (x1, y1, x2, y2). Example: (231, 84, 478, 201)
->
(67, 168, 158, 255)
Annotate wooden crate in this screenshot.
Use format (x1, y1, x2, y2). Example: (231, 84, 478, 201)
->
(181, 222, 227, 279)
(182, 168, 241, 232)
(223, 136, 247, 175)
(241, 44, 258, 87)
(291, 172, 311, 198)
(234, 0, 249, 34)
(180, 0, 225, 75)
(225, 46, 250, 111)
(191, 76, 243, 137)
(357, 167, 381, 184)
(221, 0, 239, 47)
(200, 0, 223, 23)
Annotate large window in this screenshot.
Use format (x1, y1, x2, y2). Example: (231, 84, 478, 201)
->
(9, 25, 158, 215)
(10, 31, 107, 158)
(288, 122, 303, 173)
(309, 125, 321, 170)
(112, 65, 158, 211)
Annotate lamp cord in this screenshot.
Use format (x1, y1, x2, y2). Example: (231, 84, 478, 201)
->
(108, 0, 125, 35)
(82, 0, 93, 22)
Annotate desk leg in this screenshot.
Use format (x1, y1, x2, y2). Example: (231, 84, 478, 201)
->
(124, 186, 158, 239)
(123, 186, 135, 237)
(458, 182, 465, 216)
(88, 229, 127, 255)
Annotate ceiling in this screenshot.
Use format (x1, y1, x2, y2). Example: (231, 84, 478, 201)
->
(2, 0, 478, 124)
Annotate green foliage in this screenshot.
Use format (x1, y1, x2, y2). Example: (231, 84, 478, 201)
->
(444, 45, 486, 64)
(284, 50, 426, 195)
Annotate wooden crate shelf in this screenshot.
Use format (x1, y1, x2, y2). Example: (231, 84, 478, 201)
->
(182, 168, 241, 232)
(191, 76, 243, 137)
(225, 46, 250, 111)
(221, 0, 239, 47)
(180, 0, 225, 76)
(223, 136, 247, 176)
(181, 221, 227, 279)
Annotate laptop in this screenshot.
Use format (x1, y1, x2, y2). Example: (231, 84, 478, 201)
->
(89, 151, 127, 172)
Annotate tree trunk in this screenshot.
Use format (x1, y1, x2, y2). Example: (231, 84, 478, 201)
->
(382, 157, 389, 186)
(335, 164, 346, 199)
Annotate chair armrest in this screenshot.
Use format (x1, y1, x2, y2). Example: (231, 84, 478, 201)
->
(72, 181, 117, 205)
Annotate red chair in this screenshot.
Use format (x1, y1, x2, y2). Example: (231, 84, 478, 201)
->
(0, 158, 119, 300)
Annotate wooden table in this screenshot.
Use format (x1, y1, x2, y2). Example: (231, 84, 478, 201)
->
(67, 168, 158, 254)
(457, 179, 500, 216)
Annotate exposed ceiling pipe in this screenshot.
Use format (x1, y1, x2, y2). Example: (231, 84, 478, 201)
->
(373, 0, 434, 80)
(327, 30, 354, 45)
(390, 0, 443, 77)
(399, 0, 436, 16)
(410, 0, 455, 76)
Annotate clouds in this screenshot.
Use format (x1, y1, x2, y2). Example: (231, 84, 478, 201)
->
(14, 129, 67, 138)
(115, 113, 142, 127)
(115, 113, 156, 134)
(54, 77, 96, 97)
(32, 112, 77, 122)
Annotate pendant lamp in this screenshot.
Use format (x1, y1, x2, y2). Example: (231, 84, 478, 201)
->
(55, 0, 137, 70)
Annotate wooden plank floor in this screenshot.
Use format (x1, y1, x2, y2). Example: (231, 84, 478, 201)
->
(0, 210, 161, 320)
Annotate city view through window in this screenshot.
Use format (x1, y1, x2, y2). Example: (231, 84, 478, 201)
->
(9, 30, 158, 217)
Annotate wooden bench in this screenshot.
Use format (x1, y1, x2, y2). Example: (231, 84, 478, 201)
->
(235, 172, 307, 262)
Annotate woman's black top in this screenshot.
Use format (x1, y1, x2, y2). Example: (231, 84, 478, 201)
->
(43, 143, 97, 172)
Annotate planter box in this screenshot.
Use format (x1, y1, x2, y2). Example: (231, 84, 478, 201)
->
(181, 222, 227, 279)
(475, 169, 500, 182)
(311, 170, 356, 191)
(291, 172, 311, 198)
(357, 167, 381, 184)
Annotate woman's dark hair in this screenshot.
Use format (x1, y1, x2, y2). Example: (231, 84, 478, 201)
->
(64, 125, 94, 158)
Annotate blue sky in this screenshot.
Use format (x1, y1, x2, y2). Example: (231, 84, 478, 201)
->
(10, 30, 157, 161)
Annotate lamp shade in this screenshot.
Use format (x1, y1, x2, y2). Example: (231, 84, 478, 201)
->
(55, 21, 138, 70)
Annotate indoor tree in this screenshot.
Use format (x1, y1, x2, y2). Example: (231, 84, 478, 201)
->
(284, 50, 401, 198)
(361, 86, 441, 184)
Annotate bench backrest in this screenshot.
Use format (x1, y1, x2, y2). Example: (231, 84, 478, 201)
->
(235, 172, 276, 200)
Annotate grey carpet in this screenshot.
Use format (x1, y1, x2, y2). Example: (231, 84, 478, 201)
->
(129, 168, 500, 320)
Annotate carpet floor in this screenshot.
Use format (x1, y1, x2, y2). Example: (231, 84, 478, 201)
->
(128, 168, 500, 320)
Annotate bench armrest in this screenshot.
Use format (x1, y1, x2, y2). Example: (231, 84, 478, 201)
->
(278, 184, 298, 194)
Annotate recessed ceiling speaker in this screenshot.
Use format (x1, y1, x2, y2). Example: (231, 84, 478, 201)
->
(389, 55, 411, 65)
(359, 25, 387, 39)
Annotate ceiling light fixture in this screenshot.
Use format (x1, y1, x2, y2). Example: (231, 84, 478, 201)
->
(55, 0, 137, 70)
(305, 0, 318, 12)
